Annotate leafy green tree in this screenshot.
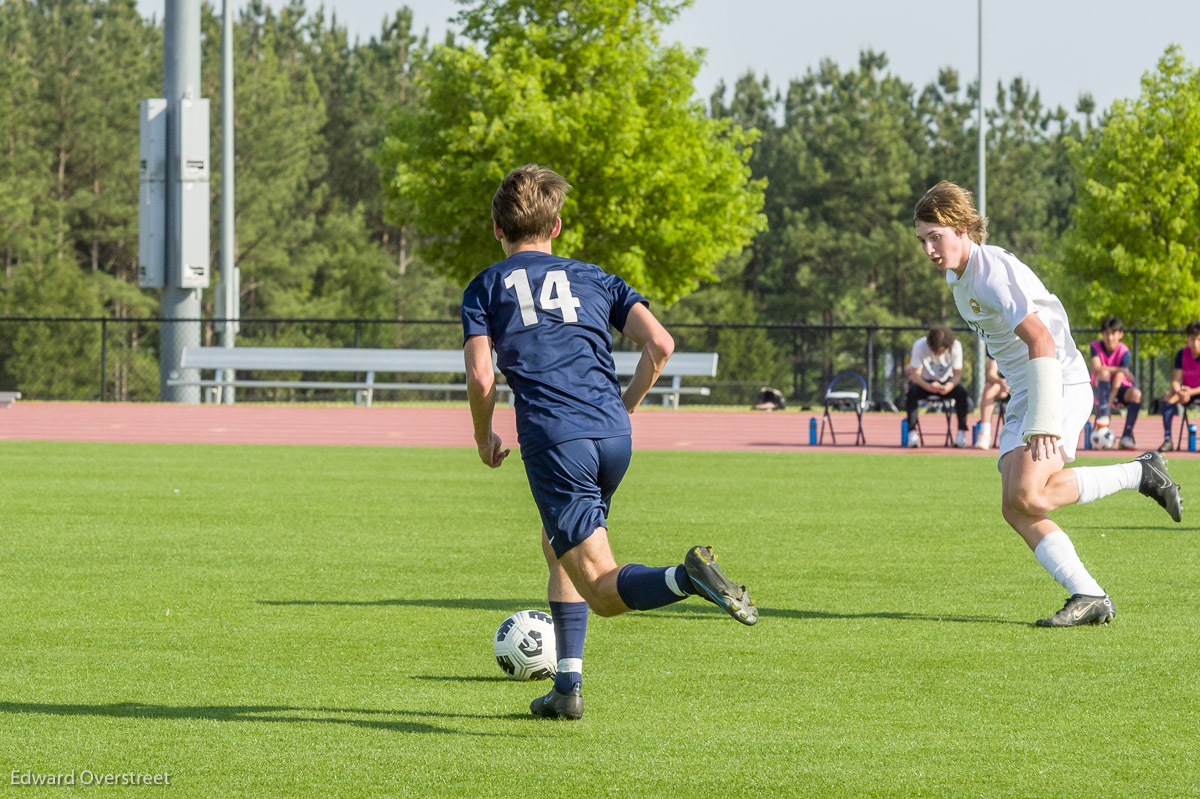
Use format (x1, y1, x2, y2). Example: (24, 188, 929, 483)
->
(753, 52, 935, 327)
(2, 251, 104, 399)
(23, 0, 157, 285)
(708, 71, 780, 307)
(380, 0, 765, 303)
(1065, 45, 1200, 329)
(307, 9, 421, 246)
(200, 4, 325, 326)
(200, 4, 438, 347)
(0, 5, 43, 280)
(917, 68, 976, 187)
(981, 79, 1077, 268)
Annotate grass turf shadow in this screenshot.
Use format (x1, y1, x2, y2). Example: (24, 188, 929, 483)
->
(259, 597, 1025, 626)
(644, 604, 1028, 626)
(0, 701, 519, 736)
(258, 598, 545, 611)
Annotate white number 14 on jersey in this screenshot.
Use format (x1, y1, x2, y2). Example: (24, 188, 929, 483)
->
(503, 268, 581, 326)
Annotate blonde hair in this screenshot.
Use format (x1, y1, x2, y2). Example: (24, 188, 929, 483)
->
(491, 164, 571, 244)
(913, 181, 988, 244)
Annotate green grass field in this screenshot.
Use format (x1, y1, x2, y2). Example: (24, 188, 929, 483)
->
(2, 441, 1197, 797)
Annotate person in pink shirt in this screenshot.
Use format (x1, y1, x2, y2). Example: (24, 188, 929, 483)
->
(1158, 320, 1200, 452)
(1089, 317, 1142, 450)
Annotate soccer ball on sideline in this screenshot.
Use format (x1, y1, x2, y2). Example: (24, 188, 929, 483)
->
(493, 610, 556, 682)
(1090, 424, 1117, 450)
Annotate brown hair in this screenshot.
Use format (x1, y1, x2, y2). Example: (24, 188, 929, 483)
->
(926, 324, 956, 353)
(1187, 320, 1200, 338)
(491, 164, 571, 244)
(913, 181, 988, 244)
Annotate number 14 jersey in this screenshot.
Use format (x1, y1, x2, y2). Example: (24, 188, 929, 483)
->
(461, 250, 648, 458)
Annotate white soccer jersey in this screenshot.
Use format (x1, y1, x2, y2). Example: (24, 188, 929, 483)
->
(946, 242, 1088, 396)
(908, 337, 963, 383)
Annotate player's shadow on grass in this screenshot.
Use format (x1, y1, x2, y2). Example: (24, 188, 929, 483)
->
(0, 701, 517, 736)
(410, 675, 512, 683)
(648, 604, 1025, 626)
(258, 598, 544, 612)
(260, 597, 1022, 625)
(1068, 524, 1179, 532)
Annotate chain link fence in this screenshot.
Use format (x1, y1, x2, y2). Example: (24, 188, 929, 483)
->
(0, 316, 1190, 408)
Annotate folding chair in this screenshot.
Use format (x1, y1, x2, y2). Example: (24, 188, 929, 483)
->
(913, 397, 955, 447)
(1176, 398, 1200, 446)
(991, 398, 1008, 449)
(820, 371, 868, 445)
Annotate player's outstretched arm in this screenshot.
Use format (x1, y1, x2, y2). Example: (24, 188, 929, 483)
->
(465, 334, 509, 467)
(619, 303, 674, 414)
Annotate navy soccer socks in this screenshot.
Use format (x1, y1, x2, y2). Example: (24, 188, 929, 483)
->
(549, 600, 588, 694)
(614, 563, 696, 611)
(1163, 401, 1177, 440)
(1123, 400, 1141, 438)
(1095, 381, 1112, 419)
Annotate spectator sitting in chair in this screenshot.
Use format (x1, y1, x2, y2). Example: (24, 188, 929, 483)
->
(1089, 316, 1142, 450)
(1158, 319, 1200, 452)
(905, 324, 970, 448)
(977, 357, 1009, 449)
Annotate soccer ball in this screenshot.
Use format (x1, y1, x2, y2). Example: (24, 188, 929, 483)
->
(1090, 425, 1116, 450)
(493, 610, 556, 682)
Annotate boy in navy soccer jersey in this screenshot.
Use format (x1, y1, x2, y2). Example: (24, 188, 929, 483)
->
(462, 165, 757, 720)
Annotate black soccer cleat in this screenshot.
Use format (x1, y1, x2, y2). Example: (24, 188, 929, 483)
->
(683, 545, 758, 625)
(1035, 594, 1116, 627)
(1135, 451, 1183, 523)
(530, 685, 584, 720)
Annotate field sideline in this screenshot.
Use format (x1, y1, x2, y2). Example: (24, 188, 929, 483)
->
(1, 439, 1196, 797)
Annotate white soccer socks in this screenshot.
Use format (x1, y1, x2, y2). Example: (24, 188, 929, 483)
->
(1073, 462, 1142, 504)
(1034, 530, 1105, 597)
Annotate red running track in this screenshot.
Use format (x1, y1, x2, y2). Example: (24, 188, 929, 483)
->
(1, 402, 1191, 458)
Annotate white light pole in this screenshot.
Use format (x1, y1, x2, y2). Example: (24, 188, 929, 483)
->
(977, 0, 986, 221)
(218, 0, 240, 403)
(975, 0, 987, 412)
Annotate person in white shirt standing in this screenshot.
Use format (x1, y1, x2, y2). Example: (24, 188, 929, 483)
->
(913, 181, 1183, 627)
(905, 324, 971, 448)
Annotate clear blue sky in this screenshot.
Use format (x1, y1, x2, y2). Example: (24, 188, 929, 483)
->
(139, 0, 1200, 115)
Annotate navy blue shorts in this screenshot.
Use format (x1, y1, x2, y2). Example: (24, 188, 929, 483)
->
(522, 435, 632, 558)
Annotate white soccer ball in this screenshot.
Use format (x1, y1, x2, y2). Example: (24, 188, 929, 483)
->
(1090, 425, 1116, 450)
(493, 610, 556, 682)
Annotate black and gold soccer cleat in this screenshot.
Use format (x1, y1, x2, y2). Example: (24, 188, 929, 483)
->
(1136, 451, 1183, 522)
(683, 545, 758, 626)
(530, 685, 583, 720)
(1035, 594, 1116, 627)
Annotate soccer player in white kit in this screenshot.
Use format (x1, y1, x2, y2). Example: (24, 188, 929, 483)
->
(913, 181, 1183, 627)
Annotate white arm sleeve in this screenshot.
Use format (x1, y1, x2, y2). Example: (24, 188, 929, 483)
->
(1022, 357, 1063, 442)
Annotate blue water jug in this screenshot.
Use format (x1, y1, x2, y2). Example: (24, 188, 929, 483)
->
(1190, 424, 1196, 452)
(1083, 421, 1092, 450)
(972, 422, 980, 447)
(901, 419, 909, 447)
(809, 417, 817, 445)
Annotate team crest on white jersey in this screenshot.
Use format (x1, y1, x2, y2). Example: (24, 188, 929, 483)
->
(969, 299, 981, 313)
